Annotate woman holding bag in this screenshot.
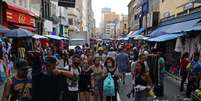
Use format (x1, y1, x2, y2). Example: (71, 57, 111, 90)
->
(103, 57, 120, 101)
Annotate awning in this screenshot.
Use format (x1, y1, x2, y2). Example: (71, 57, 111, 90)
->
(15, 25, 35, 32)
(149, 30, 169, 38)
(134, 35, 149, 40)
(0, 25, 9, 33)
(148, 33, 184, 42)
(126, 31, 134, 37)
(32, 34, 47, 39)
(151, 18, 201, 34)
(127, 28, 144, 38)
(45, 35, 68, 40)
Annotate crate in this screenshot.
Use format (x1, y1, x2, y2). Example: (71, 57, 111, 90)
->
(191, 93, 201, 101)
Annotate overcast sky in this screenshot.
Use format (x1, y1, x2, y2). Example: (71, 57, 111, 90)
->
(92, 0, 131, 27)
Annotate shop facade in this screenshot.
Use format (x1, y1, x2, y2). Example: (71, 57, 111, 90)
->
(148, 11, 201, 77)
(2, 1, 35, 31)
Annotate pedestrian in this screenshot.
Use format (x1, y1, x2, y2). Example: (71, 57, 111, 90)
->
(186, 52, 201, 97)
(31, 52, 75, 101)
(2, 59, 31, 101)
(66, 55, 81, 101)
(79, 57, 93, 101)
(107, 47, 117, 60)
(91, 56, 105, 101)
(104, 57, 119, 101)
(180, 52, 189, 92)
(133, 56, 152, 101)
(62, 46, 69, 67)
(18, 45, 26, 59)
(158, 52, 166, 84)
(116, 46, 129, 84)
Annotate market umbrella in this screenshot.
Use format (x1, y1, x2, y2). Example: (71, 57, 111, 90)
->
(5, 28, 33, 38)
(32, 34, 47, 39)
(0, 25, 9, 33)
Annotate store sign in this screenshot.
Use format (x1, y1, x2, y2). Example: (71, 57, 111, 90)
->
(58, 0, 76, 8)
(6, 9, 35, 27)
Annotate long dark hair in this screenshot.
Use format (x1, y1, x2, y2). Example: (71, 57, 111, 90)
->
(181, 52, 189, 59)
(104, 57, 115, 68)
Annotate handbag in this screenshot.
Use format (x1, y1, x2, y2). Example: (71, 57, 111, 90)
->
(103, 73, 115, 96)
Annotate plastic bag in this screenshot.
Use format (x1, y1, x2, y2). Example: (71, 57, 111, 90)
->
(0, 63, 6, 82)
(103, 73, 115, 96)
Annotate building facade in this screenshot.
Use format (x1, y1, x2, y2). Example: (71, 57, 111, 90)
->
(128, 0, 160, 34)
(119, 15, 128, 35)
(159, 0, 201, 22)
(100, 7, 111, 32)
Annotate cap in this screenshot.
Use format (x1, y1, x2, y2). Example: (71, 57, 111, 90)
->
(15, 59, 31, 70)
(44, 56, 57, 65)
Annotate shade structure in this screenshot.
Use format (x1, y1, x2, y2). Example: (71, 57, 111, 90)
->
(127, 28, 145, 38)
(151, 18, 201, 34)
(148, 33, 184, 42)
(134, 35, 149, 40)
(45, 35, 68, 40)
(5, 28, 33, 38)
(149, 30, 169, 38)
(0, 25, 9, 33)
(32, 34, 47, 39)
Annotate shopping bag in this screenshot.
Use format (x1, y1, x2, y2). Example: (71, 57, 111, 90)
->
(103, 73, 115, 96)
(0, 63, 6, 82)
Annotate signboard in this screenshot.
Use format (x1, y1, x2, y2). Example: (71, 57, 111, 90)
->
(58, 0, 76, 8)
(6, 9, 35, 27)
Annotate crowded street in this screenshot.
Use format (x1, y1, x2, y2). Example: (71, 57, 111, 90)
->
(1, 0, 201, 101)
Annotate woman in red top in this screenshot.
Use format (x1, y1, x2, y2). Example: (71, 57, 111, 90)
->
(180, 52, 189, 92)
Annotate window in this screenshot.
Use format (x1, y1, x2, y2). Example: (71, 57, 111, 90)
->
(68, 18, 73, 25)
(124, 24, 127, 29)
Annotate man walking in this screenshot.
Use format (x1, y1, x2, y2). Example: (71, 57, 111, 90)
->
(116, 46, 129, 84)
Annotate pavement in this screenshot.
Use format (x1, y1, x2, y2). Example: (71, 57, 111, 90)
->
(118, 73, 182, 101)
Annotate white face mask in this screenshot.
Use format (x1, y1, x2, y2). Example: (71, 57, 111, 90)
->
(107, 63, 113, 67)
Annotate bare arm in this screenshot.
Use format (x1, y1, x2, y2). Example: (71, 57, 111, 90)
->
(2, 79, 12, 101)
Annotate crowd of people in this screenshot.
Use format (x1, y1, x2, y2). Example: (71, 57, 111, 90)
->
(1, 38, 201, 101)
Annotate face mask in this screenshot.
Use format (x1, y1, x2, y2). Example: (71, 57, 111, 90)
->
(107, 63, 113, 67)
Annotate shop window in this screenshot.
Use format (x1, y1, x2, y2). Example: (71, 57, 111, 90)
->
(68, 18, 73, 25)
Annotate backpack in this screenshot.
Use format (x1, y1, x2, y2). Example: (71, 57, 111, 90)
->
(103, 73, 115, 96)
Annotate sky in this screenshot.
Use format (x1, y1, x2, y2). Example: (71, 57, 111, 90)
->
(92, 0, 131, 27)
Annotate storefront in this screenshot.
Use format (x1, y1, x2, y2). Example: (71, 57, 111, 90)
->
(2, 2, 35, 31)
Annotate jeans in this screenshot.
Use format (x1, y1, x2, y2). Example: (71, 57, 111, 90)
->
(180, 71, 188, 91)
(67, 91, 78, 101)
(134, 92, 147, 101)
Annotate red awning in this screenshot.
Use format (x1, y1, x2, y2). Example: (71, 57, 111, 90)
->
(3, 2, 35, 17)
(15, 25, 35, 32)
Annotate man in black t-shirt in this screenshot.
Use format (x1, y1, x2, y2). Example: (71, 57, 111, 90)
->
(31, 52, 75, 101)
